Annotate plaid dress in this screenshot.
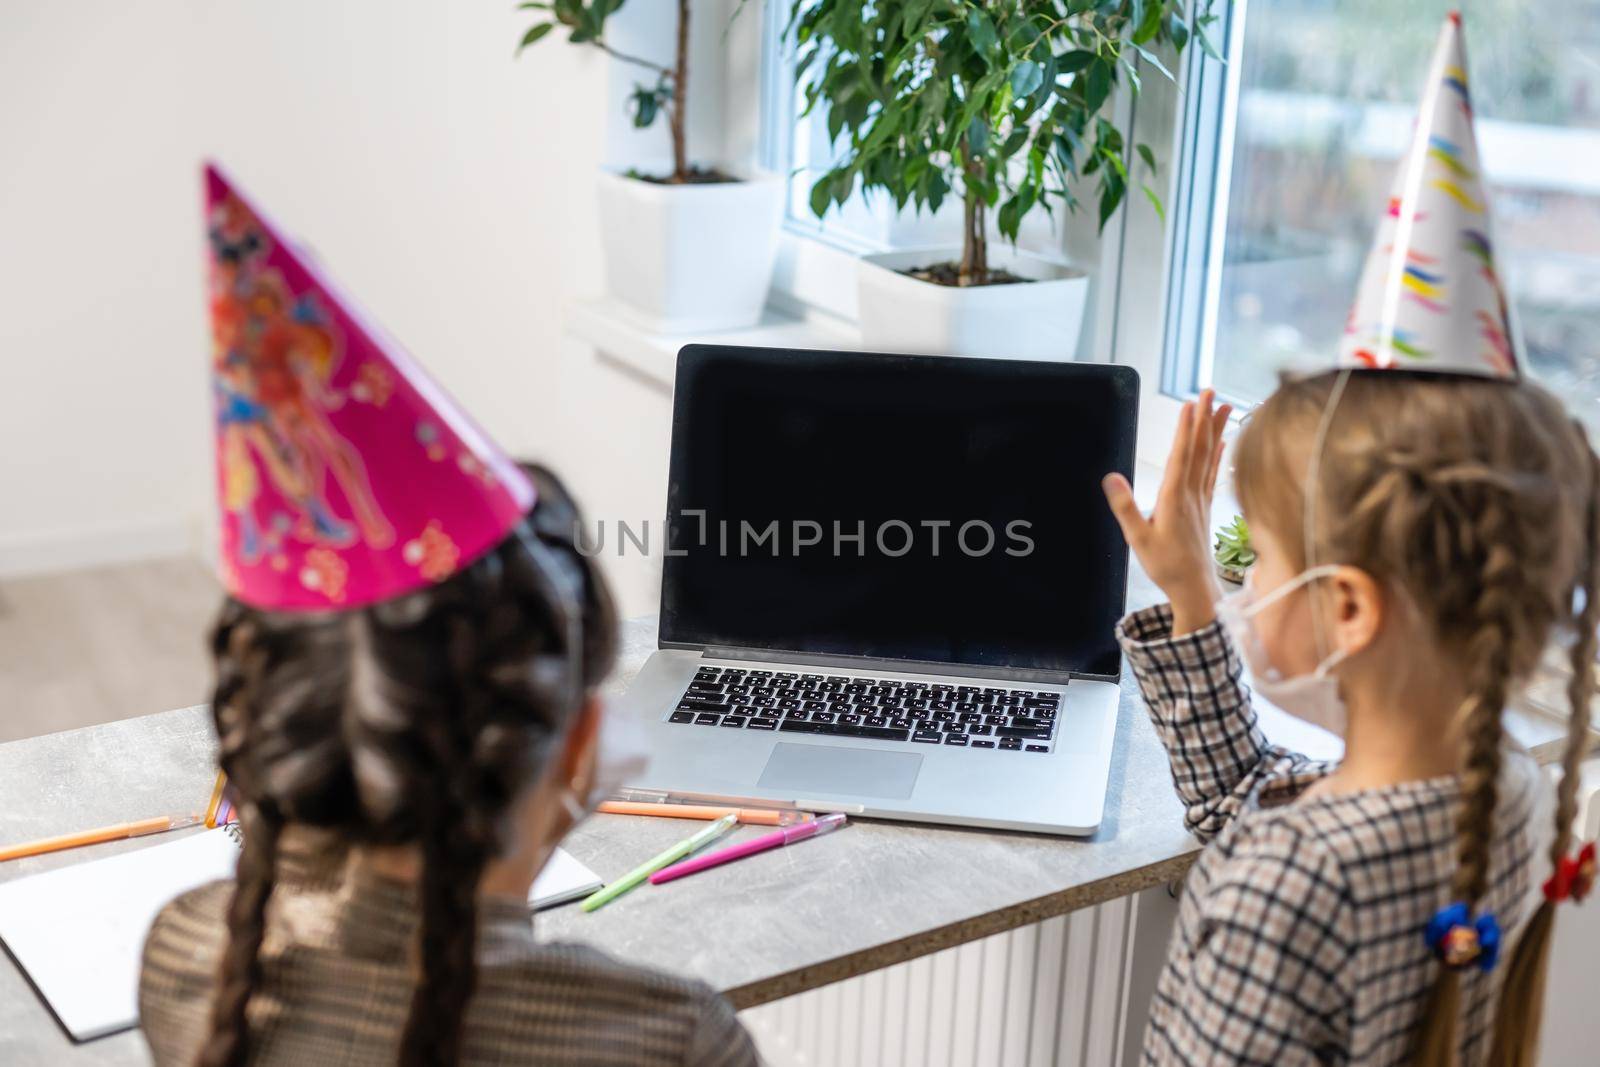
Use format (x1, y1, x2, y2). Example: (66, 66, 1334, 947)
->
(139, 832, 757, 1066)
(1119, 604, 1548, 1066)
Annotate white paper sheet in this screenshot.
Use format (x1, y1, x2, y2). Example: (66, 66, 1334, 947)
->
(529, 846, 603, 910)
(0, 828, 242, 1041)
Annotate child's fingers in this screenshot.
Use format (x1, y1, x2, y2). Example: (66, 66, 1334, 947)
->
(1159, 401, 1195, 510)
(1188, 390, 1216, 494)
(1102, 473, 1147, 546)
(1206, 404, 1232, 497)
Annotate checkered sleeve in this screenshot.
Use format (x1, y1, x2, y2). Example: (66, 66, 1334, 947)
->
(1144, 837, 1354, 1065)
(1117, 603, 1311, 841)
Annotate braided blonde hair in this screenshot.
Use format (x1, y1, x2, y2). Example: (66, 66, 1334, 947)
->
(1234, 370, 1596, 1065)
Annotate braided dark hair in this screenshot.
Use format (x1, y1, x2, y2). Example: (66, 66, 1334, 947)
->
(200, 464, 617, 1066)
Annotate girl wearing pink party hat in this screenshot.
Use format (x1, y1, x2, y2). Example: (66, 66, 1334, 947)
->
(1102, 14, 1596, 1066)
(138, 166, 757, 1067)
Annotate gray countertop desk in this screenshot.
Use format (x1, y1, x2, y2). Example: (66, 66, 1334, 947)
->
(3, 568, 1571, 1065)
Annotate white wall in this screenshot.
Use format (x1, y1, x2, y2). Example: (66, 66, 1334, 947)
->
(0, 5, 211, 574)
(0, 0, 742, 614)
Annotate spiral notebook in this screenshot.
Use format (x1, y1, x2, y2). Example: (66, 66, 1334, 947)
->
(0, 828, 601, 1041)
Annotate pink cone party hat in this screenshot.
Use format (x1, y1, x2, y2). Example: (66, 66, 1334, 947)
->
(205, 163, 535, 610)
(1337, 12, 1517, 379)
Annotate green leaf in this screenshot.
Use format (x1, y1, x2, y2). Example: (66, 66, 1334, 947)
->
(826, 101, 847, 144)
(901, 0, 935, 38)
(1168, 15, 1190, 54)
(1056, 50, 1096, 75)
(1121, 57, 1142, 96)
(831, 168, 855, 206)
(1010, 60, 1044, 98)
(966, 116, 989, 156)
(516, 22, 554, 52)
(516, 2, 553, 10)
(1197, 26, 1225, 63)
(1132, 43, 1175, 83)
(965, 9, 999, 64)
(1137, 143, 1157, 173)
(1098, 177, 1125, 230)
(1133, 0, 1164, 46)
(630, 86, 659, 128)
(997, 196, 1021, 240)
(1084, 58, 1114, 113)
(1141, 183, 1166, 224)
(808, 176, 833, 219)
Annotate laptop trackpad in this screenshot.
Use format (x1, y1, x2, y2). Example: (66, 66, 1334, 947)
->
(757, 743, 923, 799)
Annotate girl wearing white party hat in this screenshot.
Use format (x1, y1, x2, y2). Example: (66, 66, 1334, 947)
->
(1101, 12, 1596, 1065)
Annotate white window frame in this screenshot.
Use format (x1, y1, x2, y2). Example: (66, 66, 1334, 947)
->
(1098, 0, 1248, 464)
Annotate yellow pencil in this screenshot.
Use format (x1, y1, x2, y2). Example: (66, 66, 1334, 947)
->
(0, 814, 204, 863)
(204, 770, 229, 828)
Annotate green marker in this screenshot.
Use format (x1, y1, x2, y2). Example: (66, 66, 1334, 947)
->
(581, 813, 738, 913)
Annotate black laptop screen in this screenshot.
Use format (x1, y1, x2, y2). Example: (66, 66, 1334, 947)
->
(659, 346, 1138, 678)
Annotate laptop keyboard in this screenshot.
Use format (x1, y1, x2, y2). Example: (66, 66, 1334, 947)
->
(667, 666, 1060, 753)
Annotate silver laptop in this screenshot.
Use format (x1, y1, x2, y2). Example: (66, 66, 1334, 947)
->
(617, 345, 1139, 836)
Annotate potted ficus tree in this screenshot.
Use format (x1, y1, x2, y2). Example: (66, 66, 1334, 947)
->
(790, 0, 1213, 360)
(518, 0, 785, 331)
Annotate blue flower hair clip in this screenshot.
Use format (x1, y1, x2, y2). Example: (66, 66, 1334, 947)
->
(1424, 902, 1501, 972)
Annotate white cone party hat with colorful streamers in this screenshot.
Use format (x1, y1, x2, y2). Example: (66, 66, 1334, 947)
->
(1337, 11, 1517, 379)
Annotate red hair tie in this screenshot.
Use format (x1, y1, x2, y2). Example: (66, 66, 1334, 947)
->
(1543, 841, 1597, 904)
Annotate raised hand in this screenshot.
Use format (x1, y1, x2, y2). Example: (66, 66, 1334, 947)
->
(1102, 389, 1232, 635)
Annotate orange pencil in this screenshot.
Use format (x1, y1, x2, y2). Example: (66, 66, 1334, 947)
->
(0, 814, 204, 863)
(596, 801, 812, 826)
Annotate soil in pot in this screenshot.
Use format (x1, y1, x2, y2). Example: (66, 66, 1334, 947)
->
(624, 166, 740, 185)
(901, 262, 1029, 287)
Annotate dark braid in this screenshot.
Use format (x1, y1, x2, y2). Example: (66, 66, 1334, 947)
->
(401, 798, 490, 1066)
(199, 463, 616, 1064)
(197, 801, 282, 1067)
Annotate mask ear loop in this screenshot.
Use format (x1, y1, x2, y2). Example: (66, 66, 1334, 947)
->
(1303, 366, 1355, 660)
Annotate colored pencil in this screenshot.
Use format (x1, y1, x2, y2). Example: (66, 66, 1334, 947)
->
(596, 800, 811, 826)
(0, 814, 205, 864)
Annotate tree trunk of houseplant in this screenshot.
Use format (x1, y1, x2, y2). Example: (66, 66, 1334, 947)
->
(958, 148, 988, 287)
(669, 0, 690, 182)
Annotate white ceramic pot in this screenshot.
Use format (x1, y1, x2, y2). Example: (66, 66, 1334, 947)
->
(595, 168, 785, 333)
(856, 247, 1090, 361)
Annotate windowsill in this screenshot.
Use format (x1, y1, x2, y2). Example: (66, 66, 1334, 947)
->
(565, 296, 861, 389)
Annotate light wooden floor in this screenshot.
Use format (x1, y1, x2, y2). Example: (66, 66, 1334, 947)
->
(0, 557, 220, 743)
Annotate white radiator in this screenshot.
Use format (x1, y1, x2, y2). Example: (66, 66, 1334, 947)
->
(740, 760, 1600, 1066)
(741, 888, 1178, 1067)
(1538, 757, 1600, 1067)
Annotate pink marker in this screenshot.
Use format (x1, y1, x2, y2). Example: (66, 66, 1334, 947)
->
(650, 813, 848, 885)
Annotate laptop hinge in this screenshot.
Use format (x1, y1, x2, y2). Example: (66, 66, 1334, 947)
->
(682, 643, 1092, 687)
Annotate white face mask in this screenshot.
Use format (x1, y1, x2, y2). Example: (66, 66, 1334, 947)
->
(1215, 564, 1350, 736)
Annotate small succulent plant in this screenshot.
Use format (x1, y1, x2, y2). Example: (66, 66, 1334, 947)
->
(1214, 515, 1255, 584)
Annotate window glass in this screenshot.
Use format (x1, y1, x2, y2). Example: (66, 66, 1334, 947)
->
(1200, 1, 1600, 424)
